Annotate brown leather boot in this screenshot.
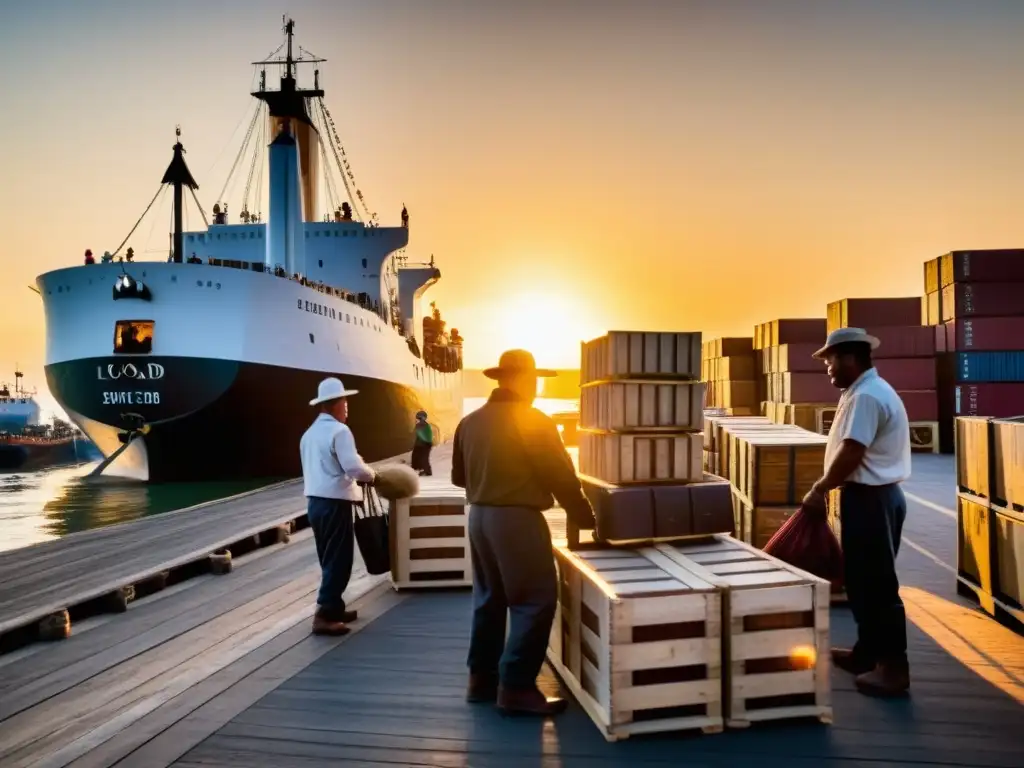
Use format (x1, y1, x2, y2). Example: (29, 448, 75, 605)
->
(316, 606, 358, 623)
(466, 674, 499, 703)
(496, 686, 568, 716)
(855, 659, 910, 698)
(832, 647, 875, 676)
(311, 615, 350, 636)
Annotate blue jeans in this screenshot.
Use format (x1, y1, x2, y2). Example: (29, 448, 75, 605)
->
(467, 504, 557, 690)
(839, 482, 908, 662)
(306, 496, 355, 619)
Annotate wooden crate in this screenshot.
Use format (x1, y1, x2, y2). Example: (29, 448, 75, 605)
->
(655, 536, 832, 728)
(732, 432, 827, 505)
(578, 431, 703, 485)
(581, 331, 701, 385)
(730, 487, 798, 549)
(388, 480, 471, 590)
(784, 403, 835, 433)
(580, 380, 704, 432)
(549, 545, 724, 741)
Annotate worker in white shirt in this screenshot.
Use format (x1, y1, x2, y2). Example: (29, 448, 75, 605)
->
(802, 328, 911, 698)
(300, 377, 377, 636)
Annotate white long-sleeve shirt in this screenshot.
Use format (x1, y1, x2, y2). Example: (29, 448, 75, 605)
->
(299, 413, 376, 501)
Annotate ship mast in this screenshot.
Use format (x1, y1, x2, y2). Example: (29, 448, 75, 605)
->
(160, 127, 199, 263)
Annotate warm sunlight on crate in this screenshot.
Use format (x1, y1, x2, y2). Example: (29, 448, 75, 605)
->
(388, 479, 471, 590)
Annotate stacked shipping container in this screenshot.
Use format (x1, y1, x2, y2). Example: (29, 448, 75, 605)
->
(754, 318, 833, 430)
(700, 337, 757, 415)
(923, 249, 1024, 452)
(825, 297, 939, 451)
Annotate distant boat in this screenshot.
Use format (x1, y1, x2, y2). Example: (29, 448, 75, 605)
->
(0, 419, 100, 472)
(34, 18, 464, 482)
(0, 368, 41, 433)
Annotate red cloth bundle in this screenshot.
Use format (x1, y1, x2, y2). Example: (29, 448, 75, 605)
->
(763, 508, 845, 591)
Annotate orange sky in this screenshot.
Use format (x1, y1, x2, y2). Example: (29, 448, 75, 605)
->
(3, 0, 1024, 409)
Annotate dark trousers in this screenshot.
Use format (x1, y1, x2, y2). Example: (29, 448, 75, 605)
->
(411, 440, 433, 475)
(839, 482, 908, 662)
(307, 496, 355, 619)
(467, 505, 557, 690)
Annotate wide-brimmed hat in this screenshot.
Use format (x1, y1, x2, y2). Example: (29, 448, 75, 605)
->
(309, 377, 359, 406)
(812, 327, 881, 359)
(483, 349, 556, 380)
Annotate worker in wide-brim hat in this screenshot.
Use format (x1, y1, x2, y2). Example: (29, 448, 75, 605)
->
(803, 327, 912, 698)
(299, 377, 377, 637)
(410, 410, 434, 476)
(452, 349, 596, 717)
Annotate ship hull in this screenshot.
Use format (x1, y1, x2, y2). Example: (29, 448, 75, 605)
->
(46, 356, 461, 483)
(0, 438, 91, 472)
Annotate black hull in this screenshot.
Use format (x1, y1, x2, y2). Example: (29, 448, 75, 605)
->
(45, 357, 461, 483)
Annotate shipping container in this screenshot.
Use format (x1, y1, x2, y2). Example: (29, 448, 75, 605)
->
(768, 318, 826, 347)
(717, 355, 755, 381)
(777, 343, 821, 372)
(782, 372, 840, 404)
(948, 351, 1024, 383)
(940, 282, 1024, 322)
(925, 290, 942, 325)
(870, 325, 937, 358)
(718, 337, 753, 357)
(897, 390, 938, 421)
(924, 256, 941, 295)
(941, 317, 1024, 352)
(939, 249, 1024, 288)
(875, 358, 937, 390)
(826, 297, 922, 334)
(952, 383, 1024, 417)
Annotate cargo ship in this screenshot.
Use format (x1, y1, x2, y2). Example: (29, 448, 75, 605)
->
(0, 420, 97, 472)
(34, 18, 464, 482)
(0, 370, 41, 433)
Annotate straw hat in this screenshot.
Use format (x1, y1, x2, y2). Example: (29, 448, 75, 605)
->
(812, 328, 881, 359)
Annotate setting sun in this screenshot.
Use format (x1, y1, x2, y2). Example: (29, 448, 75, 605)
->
(468, 290, 603, 370)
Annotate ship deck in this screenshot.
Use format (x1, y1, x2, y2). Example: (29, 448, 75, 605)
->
(0, 449, 1021, 767)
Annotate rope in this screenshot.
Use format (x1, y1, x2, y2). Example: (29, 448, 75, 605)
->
(312, 101, 339, 213)
(216, 105, 262, 208)
(111, 185, 165, 257)
(189, 187, 210, 227)
(242, 104, 266, 214)
(315, 97, 367, 221)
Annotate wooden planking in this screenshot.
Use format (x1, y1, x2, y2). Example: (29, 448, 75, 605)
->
(0, 444, 447, 638)
(581, 331, 702, 385)
(578, 431, 703, 484)
(579, 380, 705, 432)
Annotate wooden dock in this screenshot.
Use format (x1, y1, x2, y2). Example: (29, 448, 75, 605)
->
(0, 446, 1022, 766)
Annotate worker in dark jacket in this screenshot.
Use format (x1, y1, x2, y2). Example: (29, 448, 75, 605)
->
(452, 349, 596, 717)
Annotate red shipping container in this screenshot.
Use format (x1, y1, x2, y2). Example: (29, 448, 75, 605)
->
(897, 390, 938, 421)
(940, 249, 1024, 288)
(940, 282, 1024, 322)
(777, 343, 821, 372)
(953, 383, 1024, 417)
(870, 325, 937, 358)
(784, 372, 840, 404)
(942, 317, 1024, 351)
(773, 318, 827, 346)
(874, 358, 936, 390)
(827, 297, 922, 334)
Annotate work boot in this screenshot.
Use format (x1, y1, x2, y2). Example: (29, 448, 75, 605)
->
(497, 686, 568, 717)
(832, 647, 875, 676)
(855, 658, 910, 698)
(465, 673, 499, 703)
(316, 606, 358, 623)
(311, 615, 350, 636)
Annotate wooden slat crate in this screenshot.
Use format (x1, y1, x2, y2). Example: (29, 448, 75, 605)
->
(733, 433, 828, 507)
(388, 479, 471, 590)
(578, 431, 703, 485)
(656, 535, 832, 728)
(549, 545, 724, 741)
(730, 487, 799, 549)
(784, 403, 836, 433)
(718, 425, 809, 489)
(581, 331, 701, 385)
(580, 380, 704, 432)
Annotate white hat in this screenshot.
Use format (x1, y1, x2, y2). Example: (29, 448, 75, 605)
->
(812, 327, 881, 359)
(309, 377, 359, 406)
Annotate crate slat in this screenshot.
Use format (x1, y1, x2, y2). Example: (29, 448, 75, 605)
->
(581, 331, 702, 385)
(577, 431, 703, 485)
(388, 482, 472, 590)
(580, 380, 705, 432)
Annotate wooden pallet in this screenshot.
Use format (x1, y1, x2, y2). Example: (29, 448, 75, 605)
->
(549, 545, 724, 741)
(577, 430, 703, 485)
(579, 379, 705, 432)
(387, 479, 471, 590)
(656, 535, 832, 728)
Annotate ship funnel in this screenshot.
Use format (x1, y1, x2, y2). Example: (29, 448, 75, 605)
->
(266, 121, 306, 275)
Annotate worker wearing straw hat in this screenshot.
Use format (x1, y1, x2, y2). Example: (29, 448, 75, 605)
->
(802, 328, 911, 698)
(452, 349, 596, 717)
(300, 377, 377, 637)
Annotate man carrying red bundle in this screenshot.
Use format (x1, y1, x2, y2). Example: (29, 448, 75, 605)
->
(802, 328, 911, 698)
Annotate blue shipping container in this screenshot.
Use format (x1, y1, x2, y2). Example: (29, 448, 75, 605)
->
(955, 351, 1024, 382)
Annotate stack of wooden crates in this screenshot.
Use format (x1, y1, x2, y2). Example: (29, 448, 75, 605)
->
(954, 415, 1024, 630)
(754, 318, 835, 430)
(700, 337, 758, 416)
(548, 331, 833, 741)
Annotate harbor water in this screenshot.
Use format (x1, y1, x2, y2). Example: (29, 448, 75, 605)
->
(0, 396, 575, 554)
